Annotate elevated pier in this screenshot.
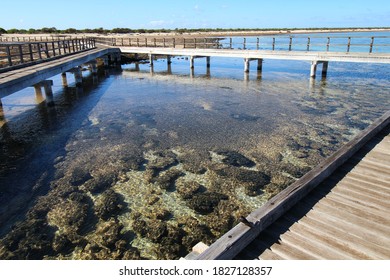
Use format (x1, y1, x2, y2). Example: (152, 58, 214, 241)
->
(0, 47, 120, 98)
(95, 34, 390, 78)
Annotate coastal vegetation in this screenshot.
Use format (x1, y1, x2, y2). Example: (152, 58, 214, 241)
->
(1, 26, 389, 35)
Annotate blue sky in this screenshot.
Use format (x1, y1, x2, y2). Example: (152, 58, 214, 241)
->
(1, 0, 389, 30)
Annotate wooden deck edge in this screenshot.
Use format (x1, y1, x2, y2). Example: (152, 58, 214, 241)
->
(0, 47, 98, 74)
(196, 110, 390, 260)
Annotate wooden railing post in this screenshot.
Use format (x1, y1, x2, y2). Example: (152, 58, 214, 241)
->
(256, 37, 259, 50)
(307, 37, 311, 51)
(28, 43, 34, 61)
(18, 45, 24, 63)
(52, 41, 56, 56)
(326, 37, 330, 51)
(272, 37, 275, 50)
(347, 37, 351, 52)
(6, 46, 12, 66)
(369, 37, 374, 53)
(230, 37, 232, 49)
(289, 36, 292, 51)
(243, 38, 246, 49)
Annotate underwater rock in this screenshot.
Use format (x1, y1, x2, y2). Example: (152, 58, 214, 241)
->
(215, 167, 270, 186)
(181, 221, 214, 252)
(94, 218, 123, 249)
(176, 181, 203, 199)
(155, 169, 184, 191)
(215, 150, 256, 168)
(122, 247, 142, 260)
(131, 216, 148, 237)
(147, 195, 160, 205)
(144, 167, 159, 183)
(132, 215, 168, 243)
(230, 113, 260, 122)
(94, 190, 124, 220)
(47, 200, 88, 234)
(148, 150, 178, 171)
(0, 218, 54, 259)
(52, 233, 73, 254)
(281, 164, 311, 178)
(177, 151, 209, 174)
(207, 201, 235, 233)
(151, 208, 172, 221)
(146, 220, 167, 243)
(244, 184, 264, 196)
(82, 173, 116, 194)
(155, 237, 184, 260)
(187, 192, 228, 214)
(121, 155, 145, 171)
(68, 191, 90, 203)
(70, 167, 92, 186)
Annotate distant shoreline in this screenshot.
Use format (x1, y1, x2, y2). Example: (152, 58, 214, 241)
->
(2, 28, 389, 39)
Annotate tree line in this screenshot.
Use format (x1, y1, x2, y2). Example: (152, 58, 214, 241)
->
(1, 26, 389, 35)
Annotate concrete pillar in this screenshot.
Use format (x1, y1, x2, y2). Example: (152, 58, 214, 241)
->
(115, 52, 121, 64)
(102, 56, 109, 67)
(149, 54, 154, 66)
(73, 67, 83, 87)
(34, 80, 54, 106)
(167, 55, 172, 65)
(0, 99, 5, 126)
(244, 72, 250, 82)
(257, 59, 263, 72)
(322, 61, 329, 78)
(34, 85, 45, 103)
(244, 58, 250, 73)
(61, 72, 68, 87)
(190, 56, 194, 69)
(150, 63, 154, 74)
(310, 61, 318, 78)
(206, 57, 210, 68)
(34, 84, 43, 96)
(90, 61, 98, 75)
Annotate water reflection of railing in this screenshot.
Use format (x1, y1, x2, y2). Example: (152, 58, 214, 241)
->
(96, 36, 390, 53)
(0, 38, 96, 70)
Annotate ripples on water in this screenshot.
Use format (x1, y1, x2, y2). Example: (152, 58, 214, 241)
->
(0, 54, 389, 259)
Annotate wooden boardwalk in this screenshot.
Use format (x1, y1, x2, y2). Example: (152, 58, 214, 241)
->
(237, 125, 390, 259)
(196, 111, 390, 260)
(0, 47, 119, 98)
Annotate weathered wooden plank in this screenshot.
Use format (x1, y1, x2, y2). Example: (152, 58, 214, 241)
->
(196, 112, 390, 260)
(305, 198, 390, 235)
(287, 206, 390, 247)
(345, 172, 390, 189)
(327, 179, 390, 200)
(290, 211, 390, 257)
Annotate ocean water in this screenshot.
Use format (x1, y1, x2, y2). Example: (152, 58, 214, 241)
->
(0, 33, 389, 260)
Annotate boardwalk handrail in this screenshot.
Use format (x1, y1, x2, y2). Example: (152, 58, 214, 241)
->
(94, 35, 390, 53)
(0, 38, 96, 71)
(195, 110, 390, 260)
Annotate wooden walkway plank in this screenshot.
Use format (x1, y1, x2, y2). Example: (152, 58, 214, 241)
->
(286, 205, 390, 248)
(285, 210, 390, 258)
